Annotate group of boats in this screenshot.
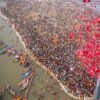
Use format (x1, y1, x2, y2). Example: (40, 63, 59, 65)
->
(0, 40, 35, 100)
(18, 67, 33, 91)
(14, 55, 34, 92)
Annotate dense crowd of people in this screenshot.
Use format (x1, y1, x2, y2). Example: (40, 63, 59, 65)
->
(1, 0, 100, 98)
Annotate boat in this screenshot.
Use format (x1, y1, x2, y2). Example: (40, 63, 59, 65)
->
(18, 78, 28, 87)
(23, 61, 31, 68)
(6, 84, 18, 97)
(20, 82, 28, 91)
(13, 55, 20, 62)
(0, 45, 4, 49)
(21, 69, 32, 79)
(26, 73, 33, 80)
(0, 41, 4, 46)
(18, 78, 29, 91)
(24, 67, 32, 73)
(13, 58, 19, 62)
(0, 48, 6, 54)
(20, 81, 28, 91)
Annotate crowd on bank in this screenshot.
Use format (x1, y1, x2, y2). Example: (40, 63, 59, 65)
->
(0, 0, 99, 98)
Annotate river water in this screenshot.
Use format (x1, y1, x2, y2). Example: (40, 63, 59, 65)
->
(0, 1, 74, 100)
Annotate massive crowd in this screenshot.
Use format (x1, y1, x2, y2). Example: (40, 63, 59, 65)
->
(1, 0, 100, 98)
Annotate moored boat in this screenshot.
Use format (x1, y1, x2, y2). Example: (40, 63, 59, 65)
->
(23, 61, 31, 68)
(26, 73, 33, 80)
(23, 67, 32, 73)
(13, 55, 20, 62)
(21, 69, 32, 79)
(0, 48, 6, 54)
(0, 41, 4, 46)
(18, 78, 28, 87)
(6, 84, 19, 97)
(20, 79, 29, 91)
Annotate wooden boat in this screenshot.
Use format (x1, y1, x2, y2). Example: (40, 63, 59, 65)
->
(26, 73, 33, 80)
(23, 61, 31, 68)
(18, 78, 29, 91)
(24, 67, 32, 73)
(0, 48, 6, 54)
(6, 84, 18, 97)
(20, 79, 29, 91)
(13, 55, 20, 62)
(0, 41, 4, 46)
(0, 46, 4, 49)
(21, 69, 32, 79)
(18, 78, 28, 87)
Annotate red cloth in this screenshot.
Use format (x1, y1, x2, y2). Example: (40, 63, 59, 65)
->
(83, 0, 91, 3)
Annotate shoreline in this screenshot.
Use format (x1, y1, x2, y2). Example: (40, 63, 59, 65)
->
(0, 12, 93, 100)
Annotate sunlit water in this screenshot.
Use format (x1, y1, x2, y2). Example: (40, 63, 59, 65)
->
(0, 1, 74, 100)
